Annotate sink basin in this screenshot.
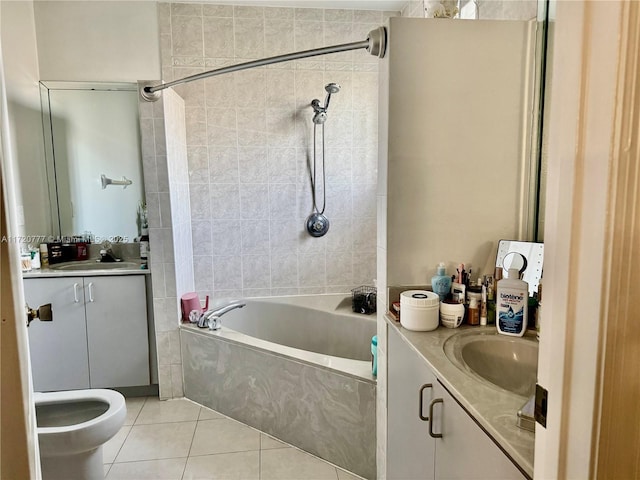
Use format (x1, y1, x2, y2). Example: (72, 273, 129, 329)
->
(444, 329, 538, 397)
(49, 261, 140, 271)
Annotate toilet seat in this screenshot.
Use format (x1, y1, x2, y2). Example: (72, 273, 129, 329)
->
(35, 389, 126, 456)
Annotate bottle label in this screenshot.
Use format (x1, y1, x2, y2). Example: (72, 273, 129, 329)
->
(497, 290, 526, 334)
(432, 277, 451, 299)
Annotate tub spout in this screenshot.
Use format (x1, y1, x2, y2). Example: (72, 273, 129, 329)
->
(197, 302, 246, 330)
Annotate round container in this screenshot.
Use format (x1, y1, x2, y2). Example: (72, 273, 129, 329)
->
(400, 290, 440, 331)
(440, 300, 465, 328)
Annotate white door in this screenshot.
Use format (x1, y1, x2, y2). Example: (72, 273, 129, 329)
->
(84, 276, 149, 388)
(24, 277, 90, 391)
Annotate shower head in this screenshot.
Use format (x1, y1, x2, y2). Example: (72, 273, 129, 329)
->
(312, 83, 341, 124)
(325, 83, 340, 94)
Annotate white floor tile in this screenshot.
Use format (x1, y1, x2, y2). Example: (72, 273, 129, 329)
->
(105, 457, 187, 480)
(261, 447, 339, 480)
(189, 418, 260, 456)
(183, 451, 259, 480)
(115, 421, 196, 463)
(337, 468, 365, 480)
(103, 425, 131, 464)
(198, 405, 224, 421)
(123, 397, 147, 425)
(260, 433, 287, 450)
(135, 397, 201, 424)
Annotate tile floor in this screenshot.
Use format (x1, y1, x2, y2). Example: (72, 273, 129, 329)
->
(103, 396, 363, 480)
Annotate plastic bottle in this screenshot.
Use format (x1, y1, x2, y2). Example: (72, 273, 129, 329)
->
(496, 268, 528, 336)
(431, 262, 452, 301)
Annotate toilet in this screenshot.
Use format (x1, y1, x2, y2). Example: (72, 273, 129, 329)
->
(34, 389, 126, 480)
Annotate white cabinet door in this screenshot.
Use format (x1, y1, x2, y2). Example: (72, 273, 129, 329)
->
(24, 277, 90, 391)
(84, 276, 149, 388)
(387, 327, 437, 480)
(432, 383, 525, 480)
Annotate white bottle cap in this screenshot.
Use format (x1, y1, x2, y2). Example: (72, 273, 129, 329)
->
(507, 268, 520, 279)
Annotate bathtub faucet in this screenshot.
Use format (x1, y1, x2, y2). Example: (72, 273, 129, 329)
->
(197, 302, 246, 330)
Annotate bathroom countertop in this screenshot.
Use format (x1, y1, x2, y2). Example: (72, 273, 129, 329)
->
(23, 263, 151, 278)
(385, 316, 535, 479)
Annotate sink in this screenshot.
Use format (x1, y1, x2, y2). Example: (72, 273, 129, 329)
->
(444, 329, 538, 397)
(49, 261, 140, 271)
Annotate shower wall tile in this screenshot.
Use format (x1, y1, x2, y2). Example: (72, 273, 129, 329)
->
(270, 253, 298, 288)
(234, 5, 263, 18)
(241, 255, 271, 289)
(325, 9, 354, 23)
(264, 20, 295, 57)
(203, 4, 233, 17)
(211, 219, 242, 255)
(213, 255, 243, 290)
(191, 220, 213, 256)
(204, 17, 234, 58)
(268, 148, 296, 183)
(234, 18, 265, 59)
(161, 2, 378, 299)
(238, 147, 268, 183)
(241, 220, 270, 255)
(264, 6, 294, 20)
(171, 16, 203, 57)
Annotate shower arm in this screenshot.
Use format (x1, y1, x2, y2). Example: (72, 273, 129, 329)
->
(140, 26, 386, 102)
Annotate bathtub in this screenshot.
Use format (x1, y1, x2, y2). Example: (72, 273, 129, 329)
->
(180, 294, 377, 480)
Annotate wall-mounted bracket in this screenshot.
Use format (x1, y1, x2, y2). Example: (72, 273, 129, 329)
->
(101, 174, 132, 190)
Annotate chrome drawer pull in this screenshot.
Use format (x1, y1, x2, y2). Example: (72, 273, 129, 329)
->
(73, 283, 80, 303)
(88, 282, 95, 302)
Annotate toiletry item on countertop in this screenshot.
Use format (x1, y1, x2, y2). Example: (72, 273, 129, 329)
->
(467, 297, 480, 326)
(440, 300, 465, 328)
(431, 262, 452, 301)
(30, 248, 41, 270)
(496, 268, 528, 337)
(451, 281, 466, 304)
(39, 243, 49, 268)
(480, 284, 487, 326)
(400, 290, 440, 331)
(139, 227, 149, 268)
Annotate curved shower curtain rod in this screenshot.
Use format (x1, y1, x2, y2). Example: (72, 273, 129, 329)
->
(140, 26, 387, 102)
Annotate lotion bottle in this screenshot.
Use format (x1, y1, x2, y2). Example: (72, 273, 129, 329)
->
(496, 268, 528, 336)
(431, 262, 452, 301)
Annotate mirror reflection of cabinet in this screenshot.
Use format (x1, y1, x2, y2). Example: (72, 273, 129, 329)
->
(40, 82, 144, 241)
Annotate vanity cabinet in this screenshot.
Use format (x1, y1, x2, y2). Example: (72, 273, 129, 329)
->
(25, 275, 150, 392)
(387, 327, 525, 480)
(388, 325, 437, 479)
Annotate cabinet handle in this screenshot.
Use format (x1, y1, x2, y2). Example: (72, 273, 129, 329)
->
(419, 383, 433, 421)
(73, 283, 80, 303)
(87, 282, 95, 302)
(428, 398, 443, 438)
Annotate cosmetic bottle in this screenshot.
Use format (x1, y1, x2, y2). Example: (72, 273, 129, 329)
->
(431, 262, 452, 301)
(496, 268, 528, 337)
(468, 297, 480, 326)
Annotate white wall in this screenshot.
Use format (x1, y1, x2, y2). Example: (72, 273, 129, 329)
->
(34, 1, 161, 82)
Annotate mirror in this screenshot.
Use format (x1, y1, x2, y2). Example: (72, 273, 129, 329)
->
(496, 240, 544, 296)
(39, 81, 144, 242)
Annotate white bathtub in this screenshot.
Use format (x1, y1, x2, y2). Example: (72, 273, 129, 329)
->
(180, 294, 377, 479)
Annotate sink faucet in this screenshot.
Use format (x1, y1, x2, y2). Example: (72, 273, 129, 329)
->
(197, 301, 246, 330)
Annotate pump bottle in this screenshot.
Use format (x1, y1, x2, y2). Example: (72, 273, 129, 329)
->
(431, 262, 452, 301)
